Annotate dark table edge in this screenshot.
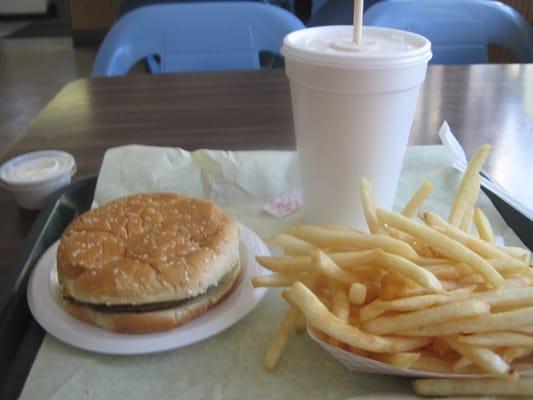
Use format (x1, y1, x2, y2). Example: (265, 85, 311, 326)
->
(0, 175, 97, 400)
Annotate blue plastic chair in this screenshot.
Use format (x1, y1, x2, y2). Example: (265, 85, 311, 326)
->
(115, 0, 271, 74)
(364, 0, 533, 64)
(92, 2, 304, 76)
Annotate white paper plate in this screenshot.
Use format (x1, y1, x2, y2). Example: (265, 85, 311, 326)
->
(27, 223, 269, 355)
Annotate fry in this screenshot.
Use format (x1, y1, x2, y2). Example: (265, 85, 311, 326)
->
(472, 287, 533, 308)
(410, 352, 454, 373)
(514, 326, 533, 335)
(264, 306, 300, 371)
(401, 180, 433, 218)
(266, 234, 315, 255)
(458, 332, 533, 348)
(460, 202, 475, 232)
(443, 336, 510, 376)
(359, 286, 476, 321)
(502, 347, 532, 364)
(488, 258, 530, 274)
(329, 250, 380, 269)
(459, 172, 481, 232)
(313, 250, 360, 285)
(251, 273, 307, 288)
(423, 264, 461, 280)
(369, 352, 420, 368)
(399, 306, 533, 336)
(431, 338, 453, 357)
(285, 282, 430, 352)
(255, 256, 312, 274)
(420, 211, 517, 261)
(501, 277, 533, 289)
(285, 225, 418, 258)
(377, 250, 444, 293)
(412, 378, 533, 397)
(475, 207, 494, 242)
(330, 280, 350, 322)
(362, 300, 489, 335)
(347, 265, 387, 282)
(497, 246, 531, 263)
(380, 271, 425, 300)
(348, 282, 366, 305)
(295, 312, 306, 332)
(410, 255, 452, 266)
(257, 251, 384, 275)
(360, 178, 386, 234)
(377, 209, 504, 288)
(448, 144, 492, 226)
(453, 355, 472, 371)
(388, 227, 434, 257)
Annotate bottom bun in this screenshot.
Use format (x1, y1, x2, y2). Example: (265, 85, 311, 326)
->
(62, 262, 241, 334)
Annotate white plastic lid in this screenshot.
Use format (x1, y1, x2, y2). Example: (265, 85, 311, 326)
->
(282, 26, 432, 69)
(0, 150, 76, 187)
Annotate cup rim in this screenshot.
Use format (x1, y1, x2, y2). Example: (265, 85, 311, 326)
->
(282, 26, 432, 70)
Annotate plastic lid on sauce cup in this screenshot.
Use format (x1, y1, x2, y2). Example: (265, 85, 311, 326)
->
(0, 151, 77, 210)
(0, 150, 76, 188)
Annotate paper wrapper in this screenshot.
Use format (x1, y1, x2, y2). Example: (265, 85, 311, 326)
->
(20, 142, 531, 400)
(307, 327, 533, 379)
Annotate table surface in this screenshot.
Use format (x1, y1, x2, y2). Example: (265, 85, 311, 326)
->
(0, 64, 532, 286)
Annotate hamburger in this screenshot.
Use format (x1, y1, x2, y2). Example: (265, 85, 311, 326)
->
(57, 193, 240, 334)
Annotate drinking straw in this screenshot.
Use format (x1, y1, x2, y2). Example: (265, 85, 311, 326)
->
(353, 0, 364, 45)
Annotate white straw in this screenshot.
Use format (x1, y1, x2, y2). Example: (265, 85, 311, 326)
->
(353, 0, 364, 45)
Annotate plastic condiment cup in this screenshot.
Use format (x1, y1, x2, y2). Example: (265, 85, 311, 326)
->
(0, 150, 77, 210)
(282, 26, 432, 230)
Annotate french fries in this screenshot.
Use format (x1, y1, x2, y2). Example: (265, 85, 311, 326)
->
(263, 306, 300, 371)
(401, 180, 433, 218)
(348, 282, 366, 305)
(448, 144, 492, 226)
(443, 336, 510, 376)
(284, 282, 430, 352)
(360, 178, 386, 235)
(458, 332, 533, 348)
(475, 207, 495, 242)
(398, 306, 533, 336)
(412, 378, 533, 397)
(377, 209, 504, 288)
(419, 211, 519, 261)
(359, 286, 475, 321)
(252, 143, 533, 397)
(285, 225, 418, 258)
(369, 352, 420, 368)
(251, 273, 306, 288)
(362, 300, 489, 335)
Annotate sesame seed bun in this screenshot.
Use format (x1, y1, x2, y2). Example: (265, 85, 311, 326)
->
(57, 193, 240, 333)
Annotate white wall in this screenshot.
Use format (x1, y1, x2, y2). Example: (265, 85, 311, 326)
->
(0, 0, 47, 14)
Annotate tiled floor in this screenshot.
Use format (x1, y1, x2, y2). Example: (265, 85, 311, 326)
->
(0, 26, 97, 154)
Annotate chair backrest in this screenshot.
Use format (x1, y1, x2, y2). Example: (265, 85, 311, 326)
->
(308, 0, 383, 24)
(364, 0, 533, 64)
(92, 2, 304, 76)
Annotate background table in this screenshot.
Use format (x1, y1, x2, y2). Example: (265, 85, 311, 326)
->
(1, 64, 532, 287)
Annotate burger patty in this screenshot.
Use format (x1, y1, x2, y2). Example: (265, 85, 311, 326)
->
(62, 264, 240, 314)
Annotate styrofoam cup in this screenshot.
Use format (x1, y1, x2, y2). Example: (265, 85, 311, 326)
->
(0, 150, 76, 210)
(282, 26, 432, 230)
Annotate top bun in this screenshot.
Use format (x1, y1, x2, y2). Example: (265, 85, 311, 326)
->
(57, 193, 239, 305)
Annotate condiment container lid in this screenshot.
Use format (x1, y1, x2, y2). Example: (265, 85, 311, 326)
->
(0, 150, 76, 188)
